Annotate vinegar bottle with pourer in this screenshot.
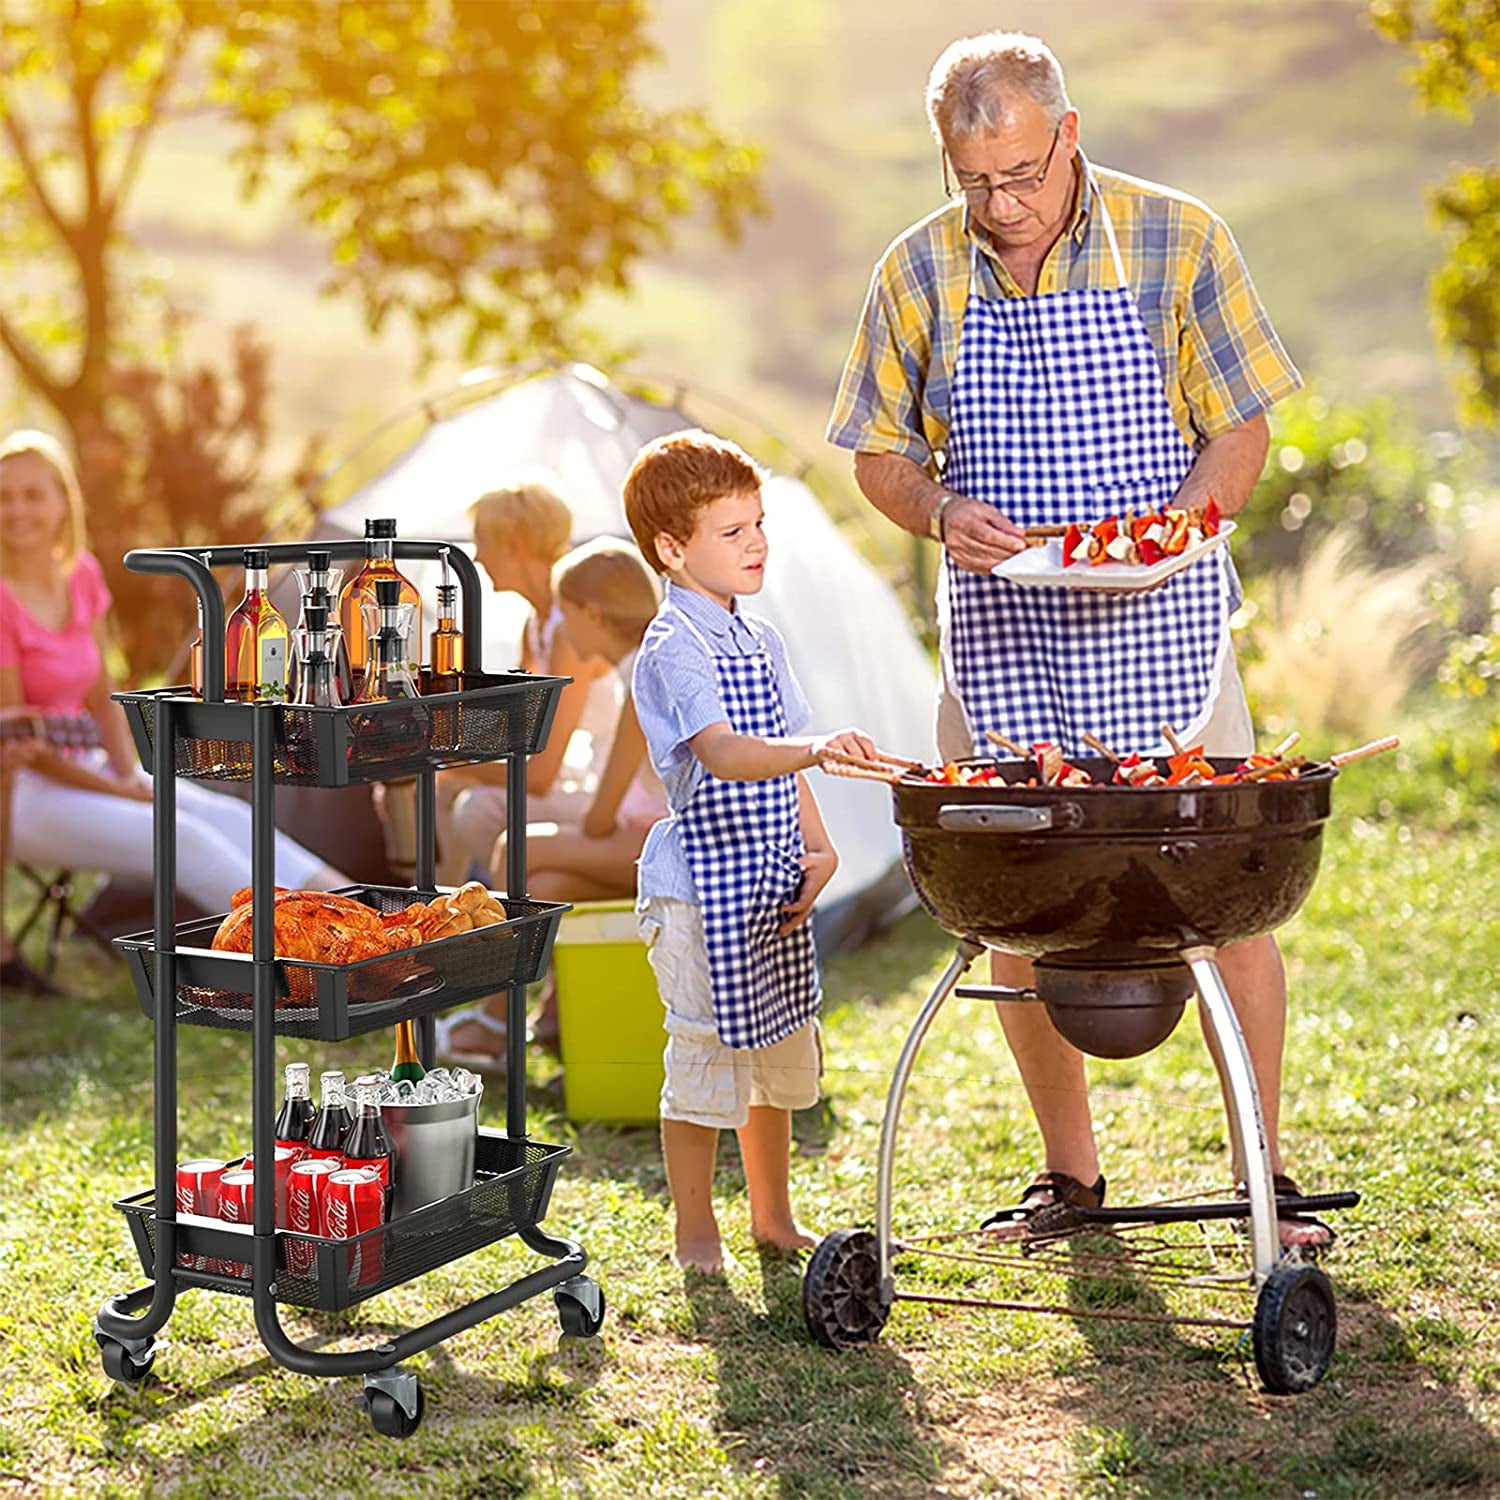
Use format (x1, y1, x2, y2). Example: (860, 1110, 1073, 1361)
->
(293, 605, 344, 709)
(293, 548, 353, 702)
(341, 518, 422, 694)
(427, 548, 466, 751)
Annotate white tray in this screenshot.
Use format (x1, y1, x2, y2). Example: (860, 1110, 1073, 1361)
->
(992, 521, 1235, 592)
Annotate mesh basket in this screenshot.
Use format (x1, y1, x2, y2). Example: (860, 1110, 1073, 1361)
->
(115, 1131, 568, 1311)
(116, 671, 566, 787)
(115, 886, 566, 1041)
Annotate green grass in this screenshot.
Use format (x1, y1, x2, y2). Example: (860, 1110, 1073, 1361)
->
(3, 726, 1498, 1497)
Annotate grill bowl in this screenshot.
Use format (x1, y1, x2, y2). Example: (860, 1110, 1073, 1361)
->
(897, 757, 1335, 965)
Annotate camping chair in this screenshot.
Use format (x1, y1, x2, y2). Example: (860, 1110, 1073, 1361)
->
(9, 863, 114, 976)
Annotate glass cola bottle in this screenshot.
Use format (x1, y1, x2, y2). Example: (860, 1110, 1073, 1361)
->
(274, 1063, 314, 1151)
(344, 1075, 394, 1191)
(306, 1071, 353, 1162)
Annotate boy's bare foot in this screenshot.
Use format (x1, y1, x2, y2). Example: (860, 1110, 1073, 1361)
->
(750, 1221, 817, 1256)
(675, 1237, 738, 1276)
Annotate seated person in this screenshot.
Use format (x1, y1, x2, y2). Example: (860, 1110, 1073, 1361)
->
(435, 477, 617, 883)
(0, 429, 351, 994)
(436, 539, 666, 1067)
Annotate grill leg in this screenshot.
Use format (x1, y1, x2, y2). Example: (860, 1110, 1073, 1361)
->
(1184, 946, 1278, 1284)
(876, 940, 983, 1299)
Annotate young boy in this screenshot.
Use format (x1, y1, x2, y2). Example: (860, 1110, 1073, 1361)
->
(625, 429, 878, 1273)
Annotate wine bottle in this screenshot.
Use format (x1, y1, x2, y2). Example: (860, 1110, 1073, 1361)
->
(391, 1021, 425, 1084)
(225, 548, 289, 703)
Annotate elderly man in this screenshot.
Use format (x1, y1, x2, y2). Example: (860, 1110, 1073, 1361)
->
(830, 31, 1329, 1248)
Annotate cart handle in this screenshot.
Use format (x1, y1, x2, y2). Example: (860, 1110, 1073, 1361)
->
(124, 540, 486, 701)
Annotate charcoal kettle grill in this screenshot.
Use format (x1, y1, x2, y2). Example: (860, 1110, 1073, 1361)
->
(803, 757, 1359, 1395)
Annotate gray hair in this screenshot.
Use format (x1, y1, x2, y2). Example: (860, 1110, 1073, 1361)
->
(925, 32, 1072, 145)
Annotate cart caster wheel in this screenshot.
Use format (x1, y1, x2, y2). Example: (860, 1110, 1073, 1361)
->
(1253, 1262, 1337, 1394)
(97, 1337, 155, 1387)
(803, 1229, 889, 1350)
(554, 1275, 606, 1337)
(367, 1384, 425, 1439)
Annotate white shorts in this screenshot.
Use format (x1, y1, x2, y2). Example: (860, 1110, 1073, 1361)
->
(935, 644, 1256, 762)
(637, 896, 822, 1131)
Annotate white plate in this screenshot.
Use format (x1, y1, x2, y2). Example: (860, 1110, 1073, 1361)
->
(992, 521, 1235, 592)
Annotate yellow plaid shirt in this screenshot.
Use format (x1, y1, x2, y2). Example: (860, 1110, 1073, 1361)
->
(828, 154, 1302, 470)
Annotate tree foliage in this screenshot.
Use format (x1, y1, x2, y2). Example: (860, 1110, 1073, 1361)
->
(1370, 0, 1500, 426)
(0, 0, 761, 680)
(214, 0, 762, 362)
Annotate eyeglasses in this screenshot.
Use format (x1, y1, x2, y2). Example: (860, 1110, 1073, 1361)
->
(944, 124, 1062, 206)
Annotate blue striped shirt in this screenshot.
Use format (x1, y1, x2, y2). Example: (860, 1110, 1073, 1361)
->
(632, 582, 812, 904)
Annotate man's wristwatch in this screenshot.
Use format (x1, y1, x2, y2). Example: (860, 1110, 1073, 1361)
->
(927, 493, 956, 542)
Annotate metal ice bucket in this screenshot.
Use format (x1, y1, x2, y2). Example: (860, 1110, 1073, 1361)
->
(382, 1087, 482, 1218)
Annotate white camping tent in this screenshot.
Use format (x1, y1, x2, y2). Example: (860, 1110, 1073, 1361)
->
(316, 364, 937, 944)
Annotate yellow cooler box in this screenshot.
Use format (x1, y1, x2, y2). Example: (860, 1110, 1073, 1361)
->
(553, 899, 666, 1126)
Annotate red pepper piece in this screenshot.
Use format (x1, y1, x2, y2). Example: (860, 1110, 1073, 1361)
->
(1136, 537, 1165, 565)
(1203, 495, 1221, 534)
(1062, 522, 1085, 567)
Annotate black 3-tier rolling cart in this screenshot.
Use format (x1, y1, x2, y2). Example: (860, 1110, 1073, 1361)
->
(92, 540, 605, 1439)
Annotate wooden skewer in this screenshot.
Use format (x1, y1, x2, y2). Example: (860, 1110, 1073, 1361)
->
(869, 745, 925, 771)
(1241, 755, 1306, 782)
(985, 729, 1029, 758)
(1329, 735, 1400, 767)
(1082, 731, 1120, 762)
(817, 749, 905, 783)
(1272, 731, 1301, 758)
(824, 763, 905, 785)
(1022, 524, 1071, 539)
(1161, 723, 1185, 756)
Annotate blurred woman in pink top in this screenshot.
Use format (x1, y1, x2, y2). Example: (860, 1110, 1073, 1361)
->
(0, 430, 349, 995)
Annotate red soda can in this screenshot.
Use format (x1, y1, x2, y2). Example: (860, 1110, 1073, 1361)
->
(243, 1144, 300, 1227)
(322, 1167, 386, 1287)
(285, 1158, 340, 1276)
(216, 1168, 255, 1279)
(174, 1159, 225, 1270)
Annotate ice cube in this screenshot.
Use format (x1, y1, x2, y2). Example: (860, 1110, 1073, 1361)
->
(427, 1082, 461, 1103)
(393, 1078, 417, 1102)
(451, 1068, 478, 1096)
(413, 1078, 443, 1104)
(424, 1067, 452, 1086)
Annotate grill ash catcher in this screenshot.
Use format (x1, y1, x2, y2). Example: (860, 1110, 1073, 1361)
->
(802, 755, 1361, 1395)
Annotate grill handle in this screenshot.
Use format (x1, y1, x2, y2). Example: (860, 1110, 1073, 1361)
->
(937, 803, 1079, 833)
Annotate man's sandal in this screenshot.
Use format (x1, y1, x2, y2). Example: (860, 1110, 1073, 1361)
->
(434, 1004, 508, 1069)
(980, 1170, 1107, 1241)
(1235, 1172, 1336, 1255)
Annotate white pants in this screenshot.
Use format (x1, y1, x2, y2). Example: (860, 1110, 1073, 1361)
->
(638, 897, 822, 1131)
(8, 757, 334, 913)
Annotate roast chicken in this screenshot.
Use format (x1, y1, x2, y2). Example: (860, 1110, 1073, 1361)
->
(209, 882, 510, 965)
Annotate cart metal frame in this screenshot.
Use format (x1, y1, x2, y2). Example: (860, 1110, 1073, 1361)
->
(92, 541, 603, 1436)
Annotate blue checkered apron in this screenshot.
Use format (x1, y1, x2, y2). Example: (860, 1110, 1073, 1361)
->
(940, 175, 1231, 758)
(672, 607, 820, 1050)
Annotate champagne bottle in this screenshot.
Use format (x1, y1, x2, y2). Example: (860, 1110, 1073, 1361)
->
(225, 548, 289, 703)
(391, 1021, 425, 1084)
